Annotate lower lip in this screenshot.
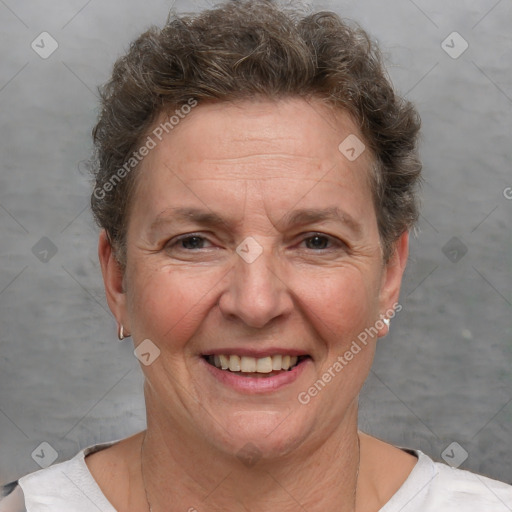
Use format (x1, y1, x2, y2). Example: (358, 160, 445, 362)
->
(201, 357, 312, 393)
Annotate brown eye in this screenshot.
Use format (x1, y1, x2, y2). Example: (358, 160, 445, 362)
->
(304, 234, 331, 250)
(180, 236, 208, 250)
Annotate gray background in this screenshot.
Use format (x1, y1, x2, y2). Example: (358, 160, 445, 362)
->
(0, 0, 511, 492)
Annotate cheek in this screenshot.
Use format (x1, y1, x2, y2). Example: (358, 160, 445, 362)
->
(125, 261, 225, 348)
(291, 266, 381, 347)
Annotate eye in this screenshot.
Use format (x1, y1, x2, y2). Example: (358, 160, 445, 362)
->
(304, 234, 330, 250)
(301, 233, 344, 251)
(170, 234, 212, 250)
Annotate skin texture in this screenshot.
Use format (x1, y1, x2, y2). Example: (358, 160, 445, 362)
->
(90, 98, 417, 511)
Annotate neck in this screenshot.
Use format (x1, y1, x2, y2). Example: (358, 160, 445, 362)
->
(140, 399, 362, 512)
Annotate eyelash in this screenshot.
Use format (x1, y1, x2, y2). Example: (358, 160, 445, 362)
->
(301, 233, 344, 251)
(172, 234, 213, 250)
(168, 232, 345, 252)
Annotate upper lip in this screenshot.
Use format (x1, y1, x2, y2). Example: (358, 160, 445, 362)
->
(201, 348, 310, 358)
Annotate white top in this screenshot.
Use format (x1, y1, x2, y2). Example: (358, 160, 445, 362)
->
(2, 439, 511, 511)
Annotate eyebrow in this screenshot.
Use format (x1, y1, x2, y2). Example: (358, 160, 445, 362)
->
(148, 206, 363, 237)
(149, 207, 228, 234)
(278, 207, 363, 236)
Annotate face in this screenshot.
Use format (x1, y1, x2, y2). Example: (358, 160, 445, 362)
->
(101, 98, 407, 460)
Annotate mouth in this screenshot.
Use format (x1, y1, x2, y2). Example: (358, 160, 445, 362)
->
(202, 353, 311, 378)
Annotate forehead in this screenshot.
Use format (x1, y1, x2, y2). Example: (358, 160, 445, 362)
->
(141, 98, 372, 184)
(129, 99, 376, 236)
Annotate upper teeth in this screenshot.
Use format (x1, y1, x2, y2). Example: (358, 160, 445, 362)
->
(212, 354, 300, 373)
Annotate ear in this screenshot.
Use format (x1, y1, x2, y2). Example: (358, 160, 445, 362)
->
(98, 230, 130, 334)
(377, 231, 409, 337)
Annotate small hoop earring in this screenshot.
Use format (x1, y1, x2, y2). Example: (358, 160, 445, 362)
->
(383, 318, 390, 328)
(118, 324, 130, 341)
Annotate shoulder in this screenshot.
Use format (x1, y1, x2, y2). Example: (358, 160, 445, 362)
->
(6, 440, 121, 512)
(0, 480, 26, 512)
(383, 449, 512, 511)
(427, 459, 512, 508)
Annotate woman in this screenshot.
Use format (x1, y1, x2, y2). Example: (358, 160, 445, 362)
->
(3, 1, 511, 510)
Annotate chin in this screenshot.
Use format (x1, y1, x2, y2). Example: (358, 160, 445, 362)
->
(206, 408, 312, 463)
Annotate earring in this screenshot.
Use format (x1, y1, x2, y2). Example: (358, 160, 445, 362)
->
(383, 318, 390, 328)
(117, 324, 130, 341)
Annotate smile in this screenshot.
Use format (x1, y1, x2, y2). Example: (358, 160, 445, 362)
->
(204, 354, 309, 375)
(201, 353, 312, 391)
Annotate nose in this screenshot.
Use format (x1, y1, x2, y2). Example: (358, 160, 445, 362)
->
(217, 246, 293, 329)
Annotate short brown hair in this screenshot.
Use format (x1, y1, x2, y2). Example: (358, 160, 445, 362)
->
(90, 0, 421, 264)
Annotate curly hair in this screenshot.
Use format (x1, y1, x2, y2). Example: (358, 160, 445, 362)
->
(90, 0, 422, 264)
